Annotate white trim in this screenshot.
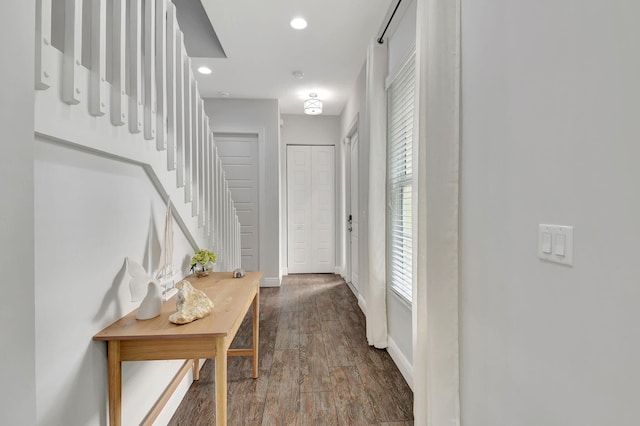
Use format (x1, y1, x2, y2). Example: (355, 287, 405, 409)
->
(261, 276, 281, 287)
(346, 280, 358, 297)
(342, 112, 360, 291)
(345, 281, 367, 316)
(357, 293, 367, 315)
(281, 267, 288, 276)
(334, 266, 343, 276)
(385, 49, 416, 90)
(339, 139, 349, 283)
(389, 287, 412, 311)
(345, 113, 359, 140)
(387, 336, 414, 391)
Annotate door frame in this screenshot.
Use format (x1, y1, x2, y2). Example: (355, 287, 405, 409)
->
(349, 133, 359, 290)
(342, 114, 359, 288)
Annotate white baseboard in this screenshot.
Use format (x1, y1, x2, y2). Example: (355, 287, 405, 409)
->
(262, 276, 281, 287)
(387, 336, 414, 391)
(281, 267, 288, 276)
(346, 281, 358, 297)
(357, 294, 367, 315)
(334, 265, 344, 276)
(357, 297, 411, 389)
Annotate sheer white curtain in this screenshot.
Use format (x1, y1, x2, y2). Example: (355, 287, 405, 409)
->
(365, 39, 389, 349)
(413, 0, 461, 425)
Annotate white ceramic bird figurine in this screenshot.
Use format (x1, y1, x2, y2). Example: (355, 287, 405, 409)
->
(125, 257, 162, 320)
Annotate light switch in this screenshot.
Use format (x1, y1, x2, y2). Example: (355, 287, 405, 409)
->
(542, 232, 552, 254)
(554, 234, 566, 256)
(538, 224, 573, 266)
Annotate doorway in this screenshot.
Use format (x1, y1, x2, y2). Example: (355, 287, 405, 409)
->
(286, 145, 335, 273)
(215, 132, 260, 272)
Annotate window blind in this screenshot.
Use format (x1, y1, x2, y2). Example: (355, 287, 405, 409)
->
(387, 54, 415, 303)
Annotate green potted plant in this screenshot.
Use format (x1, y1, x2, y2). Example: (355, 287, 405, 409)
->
(190, 249, 217, 277)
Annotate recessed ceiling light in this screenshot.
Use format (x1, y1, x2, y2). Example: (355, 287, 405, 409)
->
(290, 17, 307, 30)
(218, 91, 230, 98)
(197, 66, 212, 75)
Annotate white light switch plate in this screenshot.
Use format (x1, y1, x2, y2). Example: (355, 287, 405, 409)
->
(538, 224, 573, 266)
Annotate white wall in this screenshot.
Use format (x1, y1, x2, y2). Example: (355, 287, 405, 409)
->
(204, 99, 281, 286)
(460, 1, 640, 424)
(34, 138, 197, 425)
(0, 2, 36, 425)
(281, 114, 340, 146)
(280, 114, 341, 273)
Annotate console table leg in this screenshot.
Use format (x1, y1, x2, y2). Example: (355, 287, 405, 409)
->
(252, 291, 260, 379)
(193, 359, 200, 381)
(107, 341, 122, 426)
(215, 340, 227, 425)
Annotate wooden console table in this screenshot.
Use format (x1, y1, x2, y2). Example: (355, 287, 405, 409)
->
(94, 271, 262, 426)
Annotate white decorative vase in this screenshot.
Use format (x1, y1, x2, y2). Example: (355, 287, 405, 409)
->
(136, 282, 163, 320)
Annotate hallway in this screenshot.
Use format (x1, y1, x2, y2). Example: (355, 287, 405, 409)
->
(169, 274, 413, 425)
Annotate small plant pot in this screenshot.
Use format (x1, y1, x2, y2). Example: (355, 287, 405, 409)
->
(190, 250, 217, 278)
(193, 263, 214, 277)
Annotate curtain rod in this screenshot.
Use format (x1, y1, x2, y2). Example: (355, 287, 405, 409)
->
(377, 0, 403, 44)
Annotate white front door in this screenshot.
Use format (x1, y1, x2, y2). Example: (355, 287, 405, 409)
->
(287, 145, 335, 273)
(215, 133, 259, 272)
(349, 134, 359, 291)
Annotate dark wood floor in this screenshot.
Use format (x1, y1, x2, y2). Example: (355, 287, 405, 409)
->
(169, 274, 413, 425)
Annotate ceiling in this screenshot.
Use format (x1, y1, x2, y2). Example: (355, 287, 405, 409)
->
(181, 0, 394, 115)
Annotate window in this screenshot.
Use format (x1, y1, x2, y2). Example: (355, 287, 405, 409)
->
(387, 54, 415, 303)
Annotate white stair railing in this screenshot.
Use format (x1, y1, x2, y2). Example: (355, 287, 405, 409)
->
(34, 0, 241, 271)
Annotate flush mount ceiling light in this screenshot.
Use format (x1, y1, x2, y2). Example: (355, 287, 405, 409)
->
(304, 93, 323, 115)
(290, 17, 307, 30)
(197, 66, 212, 75)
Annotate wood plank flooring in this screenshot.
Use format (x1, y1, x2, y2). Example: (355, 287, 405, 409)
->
(169, 274, 413, 425)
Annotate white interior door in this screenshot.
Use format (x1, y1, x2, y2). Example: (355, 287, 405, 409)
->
(215, 133, 259, 271)
(287, 146, 312, 272)
(312, 146, 335, 272)
(349, 134, 359, 291)
(287, 145, 335, 273)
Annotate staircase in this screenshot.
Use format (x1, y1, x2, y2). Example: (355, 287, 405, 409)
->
(34, 0, 240, 271)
